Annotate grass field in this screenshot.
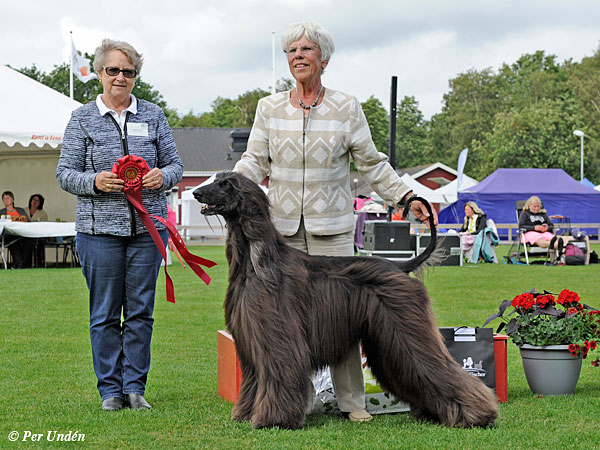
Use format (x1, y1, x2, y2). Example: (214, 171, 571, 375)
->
(1, 244, 599, 449)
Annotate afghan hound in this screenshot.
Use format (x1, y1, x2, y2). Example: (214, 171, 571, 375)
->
(193, 172, 498, 430)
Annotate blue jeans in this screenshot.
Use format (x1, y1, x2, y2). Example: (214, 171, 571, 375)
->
(76, 230, 167, 400)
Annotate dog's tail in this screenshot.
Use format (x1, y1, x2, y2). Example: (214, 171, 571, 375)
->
(396, 196, 445, 278)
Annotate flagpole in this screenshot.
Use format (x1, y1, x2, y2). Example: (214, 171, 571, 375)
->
(271, 31, 276, 95)
(69, 31, 74, 99)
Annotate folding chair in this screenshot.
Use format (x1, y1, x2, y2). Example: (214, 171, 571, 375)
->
(514, 200, 550, 265)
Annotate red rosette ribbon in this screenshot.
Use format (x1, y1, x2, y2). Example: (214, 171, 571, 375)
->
(112, 155, 216, 303)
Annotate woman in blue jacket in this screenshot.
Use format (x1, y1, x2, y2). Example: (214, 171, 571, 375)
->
(57, 39, 183, 411)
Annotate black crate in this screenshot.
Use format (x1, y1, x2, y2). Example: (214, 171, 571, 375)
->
(418, 233, 461, 266)
(363, 221, 415, 251)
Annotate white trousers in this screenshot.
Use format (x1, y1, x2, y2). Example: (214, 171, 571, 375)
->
(285, 218, 366, 413)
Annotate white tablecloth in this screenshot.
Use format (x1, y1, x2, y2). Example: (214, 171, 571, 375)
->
(0, 221, 76, 238)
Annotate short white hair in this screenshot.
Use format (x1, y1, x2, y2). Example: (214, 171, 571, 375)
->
(93, 38, 144, 74)
(281, 22, 335, 62)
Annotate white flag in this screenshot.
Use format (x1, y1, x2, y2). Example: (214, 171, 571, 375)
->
(71, 41, 97, 83)
(457, 148, 468, 191)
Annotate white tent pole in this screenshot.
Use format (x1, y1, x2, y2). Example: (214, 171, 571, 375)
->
(69, 31, 74, 100)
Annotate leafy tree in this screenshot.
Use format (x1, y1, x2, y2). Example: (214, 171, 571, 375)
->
(236, 88, 270, 127)
(472, 98, 582, 178)
(395, 96, 432, 168)
(276, 77, 295, 92)
(497, 51, 568, 109)
(361, 95, 389, 154)
(429, 67, 500, 171)
(567, 47, 600, 183)
(16, 53, 170, 119)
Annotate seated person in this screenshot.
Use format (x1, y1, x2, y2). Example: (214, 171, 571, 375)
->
(1, 191, 29, 221)
(28, 194, 49, 222)
(28, 194, 49, 267)
(460, 201, 487, 235)
(518, 195, 563, 251)
(1, 191, 33, 268)
(459, 201, 495, 263)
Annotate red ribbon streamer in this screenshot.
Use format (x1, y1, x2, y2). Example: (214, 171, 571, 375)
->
(112, 155, 216, 303)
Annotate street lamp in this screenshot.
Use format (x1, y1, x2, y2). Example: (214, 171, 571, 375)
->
(573, 130, 585, 181)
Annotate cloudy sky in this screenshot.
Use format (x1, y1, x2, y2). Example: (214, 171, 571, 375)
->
(2, 0, 600, 118)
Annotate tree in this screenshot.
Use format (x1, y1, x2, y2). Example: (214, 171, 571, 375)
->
(361, 95, 389, 153)
(567, 47, 600, 183)
(395, 96, 432, 168)
(16, 53, 171, 119)
(429, 68, 500, 171)
(276, 77, 295, 92)
(472, 99, 583, 179)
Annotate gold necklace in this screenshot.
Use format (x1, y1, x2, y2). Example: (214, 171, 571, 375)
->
(297, 85, 324, 110)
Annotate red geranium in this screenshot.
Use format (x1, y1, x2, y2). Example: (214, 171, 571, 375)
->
(536, 294, 555, 308)
(557, 289, 580, 306)
(485, 289, 600, 367)
(512, 293, 535, 310)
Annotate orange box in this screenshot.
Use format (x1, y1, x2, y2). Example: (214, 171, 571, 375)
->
(217, 330, 509, 404)
(493, 333, 509, 403)
(217, 330, 242, 403)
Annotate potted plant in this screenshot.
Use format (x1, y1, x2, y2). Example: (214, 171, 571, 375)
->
(484, 289, 599, 395)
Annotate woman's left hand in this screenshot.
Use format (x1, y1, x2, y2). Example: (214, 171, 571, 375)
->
(142, 168, 164, 190)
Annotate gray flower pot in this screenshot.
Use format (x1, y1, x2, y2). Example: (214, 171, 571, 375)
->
(519, 344, 583, 395)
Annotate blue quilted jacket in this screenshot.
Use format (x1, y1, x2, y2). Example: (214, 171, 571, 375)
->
(56, 99, 183, 236)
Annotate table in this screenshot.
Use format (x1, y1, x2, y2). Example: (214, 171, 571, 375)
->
(0, 222, 76, 269)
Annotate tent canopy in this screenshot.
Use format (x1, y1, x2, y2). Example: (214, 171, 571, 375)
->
(0, 65, 81, 149)
(0, 65, 81, 222)
(439, 168, 600, 226)
(180, 176, 268, 239)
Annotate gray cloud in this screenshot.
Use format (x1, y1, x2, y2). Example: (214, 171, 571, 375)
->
(2, 0, 599, 118)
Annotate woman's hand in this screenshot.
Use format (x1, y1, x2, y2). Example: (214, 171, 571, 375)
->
(409, 200, 438, 229)
(95, 171, 123, 193)
(142, 168, 164, 190)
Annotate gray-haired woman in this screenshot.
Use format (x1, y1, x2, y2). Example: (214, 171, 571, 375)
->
(57, 38, 183, 412)
(234, 21, 437, 423)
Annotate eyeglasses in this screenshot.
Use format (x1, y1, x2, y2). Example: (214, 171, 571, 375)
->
(103, 66, 138, 78)
(284, 45, 320, 56)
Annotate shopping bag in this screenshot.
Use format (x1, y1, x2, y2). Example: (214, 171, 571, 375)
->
(440, 327, 496, 391)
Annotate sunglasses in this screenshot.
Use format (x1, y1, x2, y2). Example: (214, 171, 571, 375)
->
(103, 66, 138, 78)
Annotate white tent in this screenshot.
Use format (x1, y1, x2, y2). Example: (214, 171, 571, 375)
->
(180, 175, 268, 240)
(435, 175, 479, 204)
(370, 173, 479, 209)
(0, 64, 81, 221)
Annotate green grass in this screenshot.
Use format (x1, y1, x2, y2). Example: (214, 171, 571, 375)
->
(1, 244, 599, 449)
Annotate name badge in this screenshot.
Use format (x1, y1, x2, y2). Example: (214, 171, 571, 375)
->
(128, 122, 149, 137)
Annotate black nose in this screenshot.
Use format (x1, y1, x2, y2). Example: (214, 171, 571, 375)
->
(193, 188, 203, 201)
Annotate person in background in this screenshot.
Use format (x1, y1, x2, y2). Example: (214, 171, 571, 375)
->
(518, 195, 574, 261)
(29, 194, 48, 222)
(233, 21, 437, 423)
(1, 191, 32, 268)
(460, 201, 486, 235)
(518, 196, 561, 249)
(27, 194, 49, 267)
(57, 38, 183, 412)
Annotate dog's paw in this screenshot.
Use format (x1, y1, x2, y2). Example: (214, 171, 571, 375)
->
(231, 407, 253, 422)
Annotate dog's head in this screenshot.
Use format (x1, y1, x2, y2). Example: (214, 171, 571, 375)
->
(193, 172, 270, 220)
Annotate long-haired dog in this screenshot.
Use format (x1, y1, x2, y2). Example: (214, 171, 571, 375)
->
(194, 172, 498, 430)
